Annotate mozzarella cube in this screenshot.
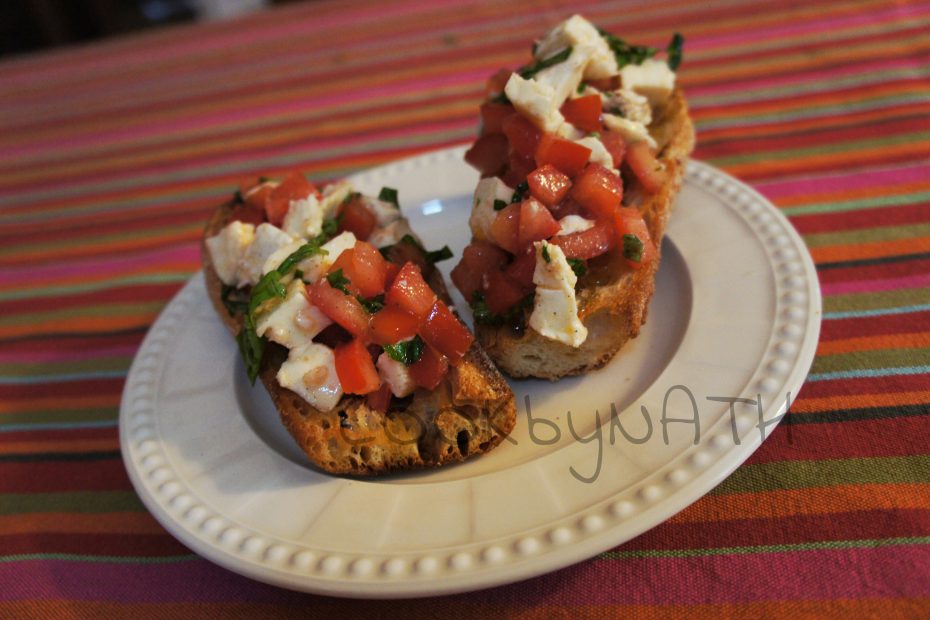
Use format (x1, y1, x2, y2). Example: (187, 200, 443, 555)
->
(603, 114, 657, 150)
(505, 74, 566, 133)
(533, 46, 592, 110)
(205, 221, 255, 287)
(619, 58, 675, 105)
(533, 241, 578, 291)
(262, 239, 304, 276)
(255, 280, 332, 349)
(556, 215, 595, 236)
(361, 196, 401, 227)
(282, 194, 324, 239)
(470, 177, 514, 241)
(574, 136, 614, 169)
(319, 181, 354, 220)
(240, 223, 294, 286)
(296, 231, 357, 283)
(604, 88, 652, 126)
(276, 342, 343, 412)
(376, 353, 416, 398)
(529, 241, 587, 347)
(533, 14, 618, 80)
(368, 218, 414, 249)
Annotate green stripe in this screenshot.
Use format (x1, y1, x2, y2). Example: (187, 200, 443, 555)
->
(803, 220, 930, 248)
(0, 553, 197, 564)
(598, 536, 930, 559)
(0, 357, 129, 378)
(0, 222, 202, 257)
(712, 455, 930, 495)
(823, 286, 930, 313)
(0, 272, 191, 302)
(811, 346, 930, 375)
(783, 189, 930, 217)
(0, 407, 118, 428)
(0, 301, 165, 328)
(0, 492, 143, 516)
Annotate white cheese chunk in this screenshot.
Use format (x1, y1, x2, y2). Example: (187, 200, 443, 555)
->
(504, 73, 566, 133)
(574, 136, 615, 169)
(319, 181, 354, 220)
(556, 122, 585, 141)
(603, 114, 658, 150)
(619, 58, 675, 105)
(376, 352, 416, 398)
(360, 196, 401, 227)
(533, 14, 618, 80)
(296, 231, 357, 283)
(276, 342, 343, 412)
(603, 88, 652, 126)
(533, 46, 592, 111)
(255, 280, 332, 349)
(556, 215, 595, 236)
(367, 218, 414, 249)
(262, 239, 303, 276)
(205, 221, 255, 287)
(240, 223, 295, 286)
(470, 177, 514, 241)
(529, 241, 587, 347)
(282, 194, 323, 239)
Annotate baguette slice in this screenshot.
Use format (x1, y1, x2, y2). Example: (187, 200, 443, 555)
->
(202, 199, 516, 476)
(475, 88, 695, 379)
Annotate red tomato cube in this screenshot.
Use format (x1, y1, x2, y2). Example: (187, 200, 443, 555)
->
(518, 198, 561, 248)
(347, 241, 388, 299)
(485, 68, 512, 98)
(549, 219, 615, 260)
(527, 164, 572, 207)
(560, 95, 602, 132)
(625, 140, 667, 193)
(266, 172, 318, 226)
(464, 133, 509, 178)
(419, 301, 474, 365)
(484, 270, 527, 315)
(502, 113, 542, 158)
(385, 262, 437, 321)
(503, 149, 537, 189)
(570, 163, 623, 218)
(600, 130, 626, 168)
(480, 102, 514, 135)
(334, 338, 381, 395)
(229, 202, 265, 226)
(369, 306, 420, 345)
(366, 382, 393, 413)
(337, 196, 377, 241)
(307, 279, 370, 338)
(408, 344, 449, 390)
(451, 241, 508, 300)
(489, 202, 522, 255)
(614, 207, 657, 269)
(535, 134, 591, 178)
(504, 248, 537, 288)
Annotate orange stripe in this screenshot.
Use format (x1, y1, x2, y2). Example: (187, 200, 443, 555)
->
(777, 179, 930, 209)
(0, 438, 119, 455)
(0, 512, 163, 536)
(792, 389, 930, 414)
(0, 314, 158, 340)
(0, 394, 119, 415)
(809, 234, 930, 263)
(673, 483, 930, 523)
(817, 331, 930, 356)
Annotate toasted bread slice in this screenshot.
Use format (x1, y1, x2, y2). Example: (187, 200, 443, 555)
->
(475, 88, 695, 380)
(202, 201, 516, 476)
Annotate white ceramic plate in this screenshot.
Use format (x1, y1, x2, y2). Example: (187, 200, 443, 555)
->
(120, 146, 821, 598)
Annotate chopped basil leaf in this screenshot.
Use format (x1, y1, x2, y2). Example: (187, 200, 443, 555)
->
(358, 294, 385, 313)
(541, 243, 551, 263)
(233, 189, 244, 204)
(378, 186, 399, 207)
(511, 181, 529, 203)
(622, 233, 644, 262)
(326, 268, 351, 294)
(399, 234, 452, 265)
(220, 284, 249, 317)
(277, 240, 327, 275)
(568, 258, 588, 277)
(383, 335, 425, 365)
(471, 292, 496, 325)
(321, 217, 339, 239)
(493, 199, 508, 211)
(588, 131, 601, 138)
(237, 314, 265, 384)
(598, 27, 656, 68)
(471, 291, 532, 326)
(666, 33, 684, 71)
(576, 81, 587, 94)
(519, 46, 573, 79)
(249, 270, 286, 317)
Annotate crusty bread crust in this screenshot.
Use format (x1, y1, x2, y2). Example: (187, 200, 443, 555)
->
(476, 88, 696, 380)
(202, 203, 516, 476)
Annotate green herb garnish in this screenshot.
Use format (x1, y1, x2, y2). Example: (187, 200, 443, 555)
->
(541, 243, 551, 263)
(519, 47, 573, 79)
(511, 181, 529, 203)
(471, 292, 496, 325)
(587, 131, 601, 138)
(576, 81, 587, 94)
(237, 314, 264, 383)
(321, 217, 339, 239)
(277, 240, 327, 274)
(568, 258, 588, 277)
(622, 233, 644, 263)
(598, 27, 656, 68)
(358, 294, 385, 314)
(666, 32, 684, 71)
(378, 186, 399, 207)
(326, 268, 351, 294)
(221, 284, 249, 317)
(383, 335, 425, 365)
(493, 199, 508, 211)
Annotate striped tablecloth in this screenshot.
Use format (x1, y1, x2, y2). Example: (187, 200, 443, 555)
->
(2, 0, 929, 616)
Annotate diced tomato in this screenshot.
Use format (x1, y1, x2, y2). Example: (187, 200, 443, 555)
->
(229, 202, 265, 226)
(464, 133, 509, 178)
(385, 262, 437, 321)
(384, 261, 401, 287)
(549, 197, 584, 220)
(451, 241, 508, 300)
(489, 202, 522, 254)
(503, 150, 536, 188)
(409, 344, 449, 390)
(419, 301, 473, 365)
(587, 76, 620, 91)
(625, 141, 667, 193)
(328, 250, 361, 296)
(337, 196, 377, 241)
(518, 198, 561, 248)
(366, 382, 393, 412)
(504, 248, 537, 288)
(334, 338, 381, 395)
(600, 130, 626, 168)
(527, 164, 572, 207)
(502, 113, 541, 158)
(307, 280, 370, 338)
(244, 183, 274, 210)
(535, 134, 591, 178)
(549, 219, 615, 260)
(266, 172, 318, 226)
(484, 270, 527, 315)
(480, 102, 514, 135)
(614, 207, 658, 269)
(570, 163, 623, 218)
(560, 95, 602, 132)
(349, 241, 388, 298)
(485, 68, 512, 98)
(369, 306, 420, 345)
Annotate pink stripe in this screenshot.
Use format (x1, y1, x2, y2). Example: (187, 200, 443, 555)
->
(756, 161, 930, 201)
(820, 273, 930, 296)
(0, 345, 138, 366)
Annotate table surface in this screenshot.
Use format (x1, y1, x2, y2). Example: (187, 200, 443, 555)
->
(2, 0, 929, 617)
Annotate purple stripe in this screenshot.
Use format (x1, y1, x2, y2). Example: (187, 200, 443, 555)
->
(756, 161, 930, 201)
